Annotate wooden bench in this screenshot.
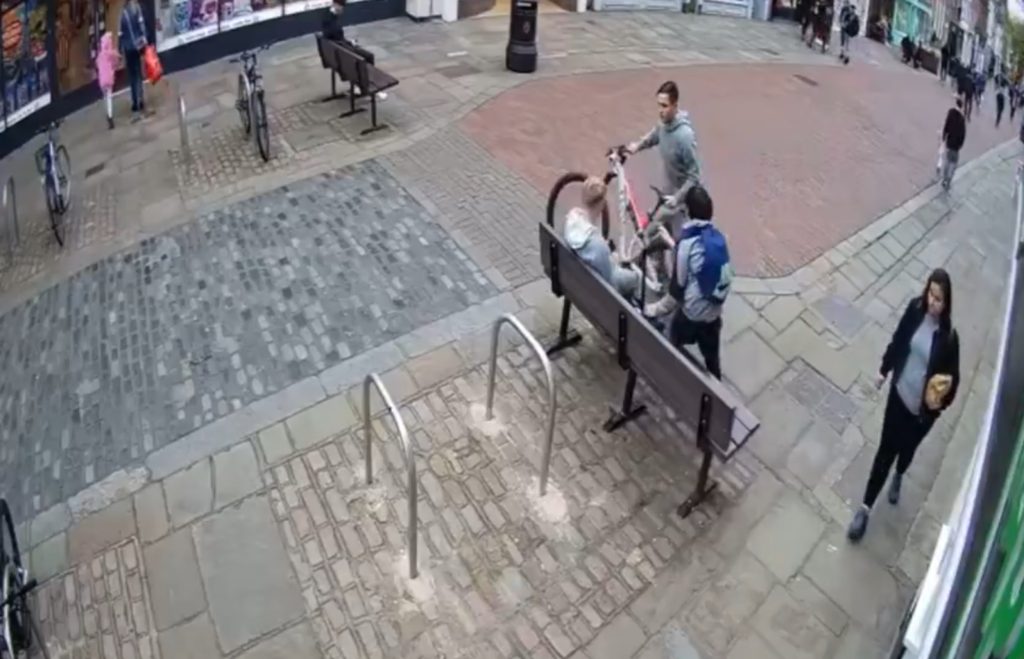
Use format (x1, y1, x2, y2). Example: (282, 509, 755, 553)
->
(332, 43, 400, 136)
(315, 34, 347, 103)
(538, 220, 760, 518)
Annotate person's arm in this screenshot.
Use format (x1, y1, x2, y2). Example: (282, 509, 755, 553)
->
(629, 126, 659, 154)
(879, 300, 916, 378)
(941, 110, 953, 143)
(645, 239, 690, 318)
(941, 330, 960, 410)
(669, 133, 700, 206)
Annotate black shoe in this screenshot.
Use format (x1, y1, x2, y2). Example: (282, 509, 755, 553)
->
(847, 508, 869, 542)
(107, 116, 114, 130)
(888, 473, 902, 504)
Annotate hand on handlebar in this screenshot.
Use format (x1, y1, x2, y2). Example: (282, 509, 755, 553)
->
(626, 142, 640, 155)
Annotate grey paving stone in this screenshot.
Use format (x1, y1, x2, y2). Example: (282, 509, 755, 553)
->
(67, 497, 135, 563)
(722, 331, 786, 400)
(286, 394, 358, 450)
(746, 493, 827, 582)
(628, 549, 720, 634)
(195, 495, 304, 653)
(786, 421, 843, 491)
(159, 613, 223, 659)
(747, 386, 813, 470)
(761, 295, 805, 332)
(258, 422, 294, 465)
(30, 503, 70, 545)
(785, 574, 849, 636)
(235, 621, 321, 659)
(213, 441, 263, 509)
(770, 319, 819, 362)
(813, 295, 870, 340)
(585, 611, 646, 659)
(831, 624, 885, 659)
(164, 459, 213, 528)
(29, 531, 67, 582)
(751, 586, 837, 659)
(635, 624, 705, 659)
(725, 630, 783, 659)
(134, 482, 170, 543)
(0, 161, 494, 519)
(144, 528, 207, 631)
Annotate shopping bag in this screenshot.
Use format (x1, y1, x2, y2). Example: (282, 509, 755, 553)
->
(935, 140, 945, 177)
(143, 45, 163, 85)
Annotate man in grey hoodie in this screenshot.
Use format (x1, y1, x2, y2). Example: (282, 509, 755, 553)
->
(627, 80, 702, 220)
(563, 177, 640, 299)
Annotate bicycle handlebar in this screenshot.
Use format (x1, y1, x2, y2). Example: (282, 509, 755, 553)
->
(0, 578, 36, 608)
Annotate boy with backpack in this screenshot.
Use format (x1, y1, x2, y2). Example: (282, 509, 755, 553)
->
(838, 1, 859, 65)
(644, 185, 733, 379)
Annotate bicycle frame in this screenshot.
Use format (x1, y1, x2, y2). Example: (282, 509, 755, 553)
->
(604, 146, 652, 254)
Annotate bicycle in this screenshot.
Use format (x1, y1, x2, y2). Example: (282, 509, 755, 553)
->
(546, 146, 670, 309)
(0, 499, 47, 659)
(232, 45, 271, 163)
(34, 122, 71, 247)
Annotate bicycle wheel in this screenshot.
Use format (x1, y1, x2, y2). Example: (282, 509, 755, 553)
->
(236, 74, 251, 135)
(252, 91, 270, 162)
(53, 146, 71, 214)
(546, 171, 610, 239)
(0, 500, 27, 656)
(45, 178, 64, 248)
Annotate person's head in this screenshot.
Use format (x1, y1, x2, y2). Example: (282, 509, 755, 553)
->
(922, 268, 952, 329)
(331, 0, 346, 14)
(955, 96, 963, 109)
(656, 81, 679, 124)
(581, 176, 607, 217)
(683, 185, 713, 221)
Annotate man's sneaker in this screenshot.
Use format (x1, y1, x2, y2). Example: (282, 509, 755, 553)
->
(888, 472, 902, 504)
(847, 507, 869, 542)
(376, 92, 388, 101)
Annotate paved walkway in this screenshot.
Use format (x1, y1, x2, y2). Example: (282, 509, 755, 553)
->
(0, 9, 1017, 659)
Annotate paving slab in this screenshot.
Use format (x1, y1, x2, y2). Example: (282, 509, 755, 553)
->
(159, 613, 224, 659)
(235, 621, 322, 659)
(67, 497, 136, 563)
(144, 528, 207, 631)
(258, 423, 294, 465)
(752, 585, 838, 659)
(134, 482, 170, 544)
(194, 495, 304, 653)
(212, 441, 264, 509)
(745, 493, 827, 582)
(747, 385, 813, 470)
(721, 331, 786, 400)
(164, 459, 214, 528)
(286, 394, 359, 451)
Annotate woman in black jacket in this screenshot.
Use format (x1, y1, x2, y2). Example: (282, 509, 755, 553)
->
(847, 268, 960, 542)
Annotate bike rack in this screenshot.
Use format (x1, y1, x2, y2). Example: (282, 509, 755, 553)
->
(362, 373, 418, 579)
(1, 176, 17, 266)
(178, 95, 191, 163)
(485, 313, 558, 496)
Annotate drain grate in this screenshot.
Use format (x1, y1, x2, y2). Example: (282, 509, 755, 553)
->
(793, 74, 820, 87)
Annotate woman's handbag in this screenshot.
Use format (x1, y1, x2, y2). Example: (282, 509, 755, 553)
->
(925, 374, 952, 411)
(143, 45, 163, 84)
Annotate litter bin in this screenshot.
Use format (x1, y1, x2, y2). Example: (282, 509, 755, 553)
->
(506, 0, 538, 73)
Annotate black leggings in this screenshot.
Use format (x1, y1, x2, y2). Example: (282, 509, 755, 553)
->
(668, 312, 722, 380)
(862, 387, 933, 508)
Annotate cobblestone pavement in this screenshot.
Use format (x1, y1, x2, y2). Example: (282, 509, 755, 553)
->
(0, 161, 493, 519)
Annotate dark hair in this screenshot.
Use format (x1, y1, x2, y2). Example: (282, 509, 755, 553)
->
(684, 185, 713, 220)
(657, 81, 679, 104)
(955, 97, 963, 109)
(922, 268, 953, 331)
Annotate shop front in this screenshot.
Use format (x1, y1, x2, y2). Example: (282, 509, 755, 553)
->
(0, 0, 401, 157)
(890, 0, 932, 43)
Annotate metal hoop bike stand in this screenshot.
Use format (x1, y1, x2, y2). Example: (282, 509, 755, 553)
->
(485, 313, 558, 496)
(2, 176, 17, 265)
(362, 373, 418, 579)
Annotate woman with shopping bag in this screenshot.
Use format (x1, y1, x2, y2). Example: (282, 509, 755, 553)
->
(847, 268, 960, 542)
(119, 0, 149, 121)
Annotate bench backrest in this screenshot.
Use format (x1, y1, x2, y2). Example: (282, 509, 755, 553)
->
(333, 44, 370, 92)
(315, 34, 330, 69)
(538, 221, 759, 459)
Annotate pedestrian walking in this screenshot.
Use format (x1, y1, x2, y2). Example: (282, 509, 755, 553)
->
(838, 1, 859, 65)
(938, 97, 966, 190)
(643, 185, 733, 380)
(119, 0, 148, 121)
(1011, 84, 1020, 122)
(95, 32, 119, 129)
(958, 66, 974, 121)
(939, 41, 950, 82)
(996, 84, 1006, 128)
(847, 268, 960, 543)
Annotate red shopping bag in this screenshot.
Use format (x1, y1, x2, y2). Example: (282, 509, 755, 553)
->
(143, 45, 163, 84)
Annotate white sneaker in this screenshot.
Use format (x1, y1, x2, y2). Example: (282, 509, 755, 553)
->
(376, 92, 387, 101)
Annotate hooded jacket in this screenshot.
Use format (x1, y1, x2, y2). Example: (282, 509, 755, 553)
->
(638, 110, 702, 204)
(96, 33, 118, 91)
(563, 209, 638, 298)
(645, 219, 722, 324)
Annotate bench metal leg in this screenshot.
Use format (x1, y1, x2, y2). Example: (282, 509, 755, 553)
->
(546, 299, 582, 356)
(321, 72, 347, 102)
(603, 368, 647, 432)
(340, 81, 366, 118)
(678, 394, 717, 519)
(360, 95, 389, 135)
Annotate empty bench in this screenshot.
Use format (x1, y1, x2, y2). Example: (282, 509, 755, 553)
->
(538, 220, 760, 518)
(317, 38, 399, 135)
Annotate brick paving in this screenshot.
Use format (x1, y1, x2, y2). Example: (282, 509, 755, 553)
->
(0, 162, 493, 519)
(461, 61, 1016, 277)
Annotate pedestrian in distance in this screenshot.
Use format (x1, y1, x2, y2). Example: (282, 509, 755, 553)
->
(938, 96, 966, 191)
(939, 41, 950, 82)
(1011, 84, 1020, 122)
(958, 66, 974, 122)
(95, 32, 120, 130)
(996, 84, 1006, 128)
(847, 268, 960, 543)
(119, 0, 148, 121)
(643, 185, 733, 380)
(838, 1, 859, 65)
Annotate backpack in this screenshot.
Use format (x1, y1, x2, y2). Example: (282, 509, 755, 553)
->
(670, 224, 733, 306)
(844, 12, 859, 37)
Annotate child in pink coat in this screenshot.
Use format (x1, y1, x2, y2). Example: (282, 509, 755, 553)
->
(95, 32, 119, 129)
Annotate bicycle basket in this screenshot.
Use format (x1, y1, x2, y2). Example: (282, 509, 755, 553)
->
(34, 146, 49, 175)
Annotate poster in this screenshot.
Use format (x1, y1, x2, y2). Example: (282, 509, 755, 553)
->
(1, 0, 51, 127)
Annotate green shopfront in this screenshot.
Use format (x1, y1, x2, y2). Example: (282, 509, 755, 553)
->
(0, 0, 401, 158)
(890, 0, 932, 43)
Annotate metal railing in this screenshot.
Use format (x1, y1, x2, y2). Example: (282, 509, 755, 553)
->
(362, 373, 418, 579)
(178, 95, 190, 163)
(485, 313, 557, 496)
(1, 176, 17, 266)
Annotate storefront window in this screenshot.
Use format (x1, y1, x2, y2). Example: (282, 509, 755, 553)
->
(1, 0, 50, 128)
(56, 0, 111, 95)
(156, 0, 219, 50)
(219, 0, 282, 34)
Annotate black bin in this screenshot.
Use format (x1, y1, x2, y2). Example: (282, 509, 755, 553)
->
(506, 0, 538, 73)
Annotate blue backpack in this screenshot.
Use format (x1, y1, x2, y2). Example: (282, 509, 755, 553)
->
(670, 224, 733, 305)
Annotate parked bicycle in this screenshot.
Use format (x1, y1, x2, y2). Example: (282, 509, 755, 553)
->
(0, 499, 46, 659)
(233, 45, 271, 162)
(34, 122, 71, 247)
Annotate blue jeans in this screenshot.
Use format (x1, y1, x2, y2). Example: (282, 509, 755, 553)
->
(125, 49, 144, 112)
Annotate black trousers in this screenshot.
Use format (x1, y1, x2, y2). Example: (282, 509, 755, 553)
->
(862, 387, 934, 508)
(997, 97, 1005, 127)
(335, 38, 375, 65)
(124, 49, 144, 112)
(668, 312, 722, 379)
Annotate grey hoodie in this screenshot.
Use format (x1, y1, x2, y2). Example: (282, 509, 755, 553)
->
(638, 110, 702, 204)
(645, 219, 722, 324)
(564, 209, 638, 299)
